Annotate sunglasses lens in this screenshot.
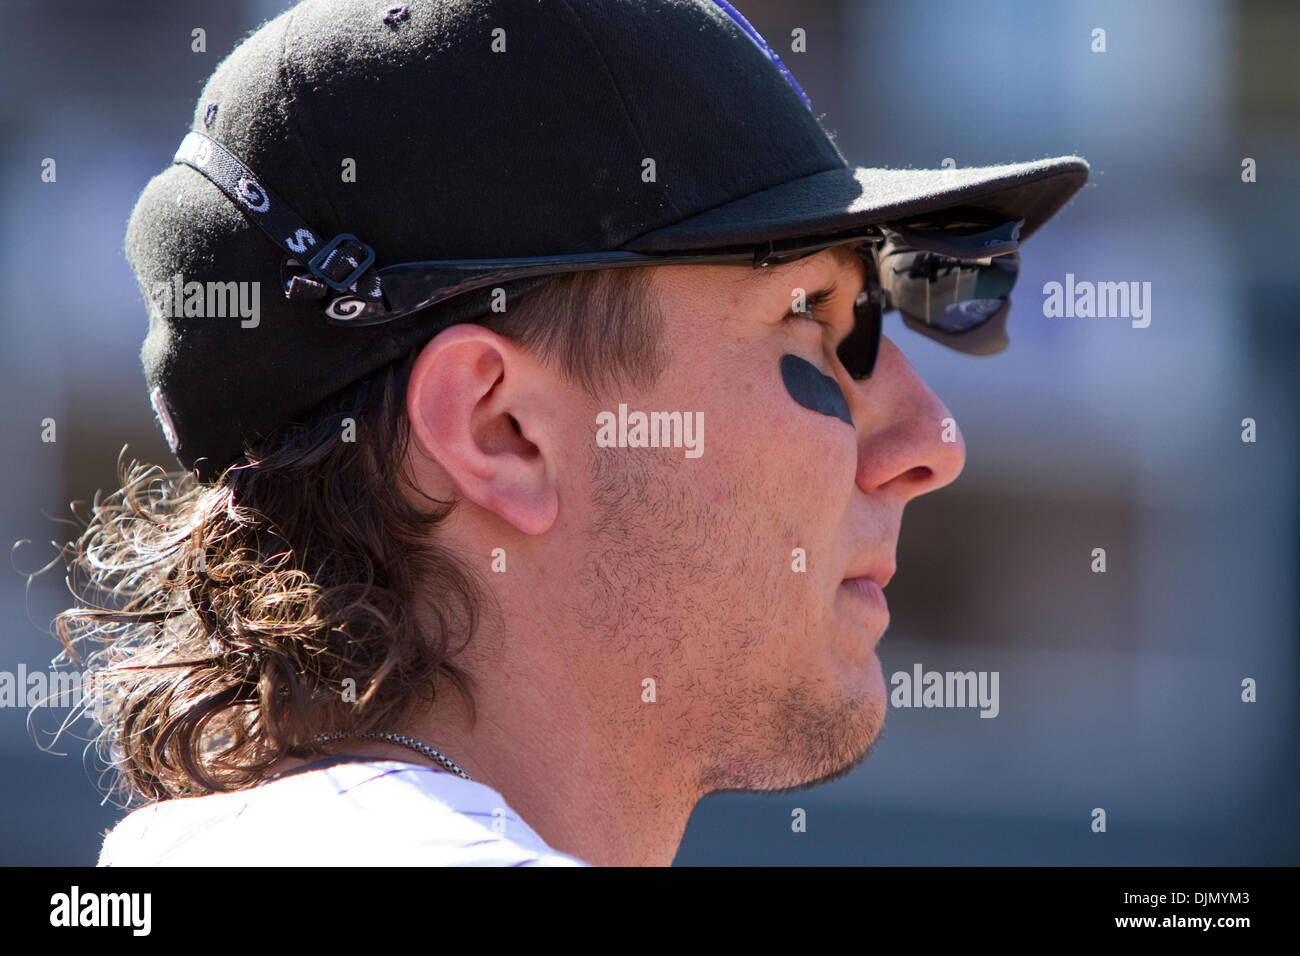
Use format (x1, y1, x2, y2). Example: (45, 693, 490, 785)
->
(878, 244, 1019, 333)
(839, 287, 883, 380)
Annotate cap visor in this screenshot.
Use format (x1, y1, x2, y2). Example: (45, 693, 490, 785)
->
(622, 156, 1089, 252)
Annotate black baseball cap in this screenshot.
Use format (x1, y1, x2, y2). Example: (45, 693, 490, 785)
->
(127, 0, 1088, 481)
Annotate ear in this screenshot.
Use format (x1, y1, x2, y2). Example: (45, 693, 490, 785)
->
(405, 324, 558, 535)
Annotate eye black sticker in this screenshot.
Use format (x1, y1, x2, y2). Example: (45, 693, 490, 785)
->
(780, 353, 852, 425)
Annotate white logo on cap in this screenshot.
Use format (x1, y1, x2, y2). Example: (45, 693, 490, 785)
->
(286, 228, 315, 253)
(236, 176, 270, 213)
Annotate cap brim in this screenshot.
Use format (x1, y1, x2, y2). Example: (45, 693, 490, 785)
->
(621, 156, 1089, 253)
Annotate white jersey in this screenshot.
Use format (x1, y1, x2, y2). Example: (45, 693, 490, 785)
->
(96, 756, 591, 866)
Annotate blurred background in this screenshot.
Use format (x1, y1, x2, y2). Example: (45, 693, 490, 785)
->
(1, 0, 1296, 865)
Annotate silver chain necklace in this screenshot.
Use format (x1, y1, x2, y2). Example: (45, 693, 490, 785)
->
(312, 730, 473, 781)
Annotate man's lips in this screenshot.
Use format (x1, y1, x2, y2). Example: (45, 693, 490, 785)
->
(841, 563, 895, 590)
(839, 575, 889, 615)
(839, 554, 894, 618)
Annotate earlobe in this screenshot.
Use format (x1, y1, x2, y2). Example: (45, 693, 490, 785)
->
(405, 326, 559, 536)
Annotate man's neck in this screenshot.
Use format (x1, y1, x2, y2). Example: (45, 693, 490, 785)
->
(404, 651, 698, 867)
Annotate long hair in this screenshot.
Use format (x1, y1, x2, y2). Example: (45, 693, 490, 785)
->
(46, 266, 664, 808)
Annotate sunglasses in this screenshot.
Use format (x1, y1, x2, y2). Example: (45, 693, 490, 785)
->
(292, 206, 1023, 381)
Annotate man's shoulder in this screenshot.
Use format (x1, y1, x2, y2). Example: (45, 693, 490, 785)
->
(97, 758, 591, 867)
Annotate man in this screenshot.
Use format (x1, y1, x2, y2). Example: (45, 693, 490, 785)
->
(69, 0, 1086, 866)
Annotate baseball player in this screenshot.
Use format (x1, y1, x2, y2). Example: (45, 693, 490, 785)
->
(61, 0, 1087, 866)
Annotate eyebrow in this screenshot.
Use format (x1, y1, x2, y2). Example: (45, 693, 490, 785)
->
(734, 244, 863, 285)
(724, 246, 866, 342)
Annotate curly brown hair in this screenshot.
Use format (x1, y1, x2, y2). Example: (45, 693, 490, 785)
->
(48, 267, 664, 808)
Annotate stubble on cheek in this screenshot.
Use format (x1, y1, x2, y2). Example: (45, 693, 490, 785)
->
(577, 441, 779, 662)
(577, 430, 868, 792)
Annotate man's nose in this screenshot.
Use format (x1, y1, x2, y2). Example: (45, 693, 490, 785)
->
(845, 335, 966, 502)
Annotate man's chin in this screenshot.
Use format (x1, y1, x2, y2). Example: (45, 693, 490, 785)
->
(773, 690, 886, 793)
(703, 682, 887, 796)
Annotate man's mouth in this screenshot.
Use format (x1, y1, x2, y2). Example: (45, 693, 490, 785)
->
(839, 576, 888, 615)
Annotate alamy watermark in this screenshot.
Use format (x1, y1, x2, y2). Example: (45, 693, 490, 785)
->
(890, 663, 999, 718)
(595, 403, 703, 458)
(50, 886, 150, 936)
(150, 272, 260, 328)
(0, 664, 107, 719)
(1042, 274, 1151, 328)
